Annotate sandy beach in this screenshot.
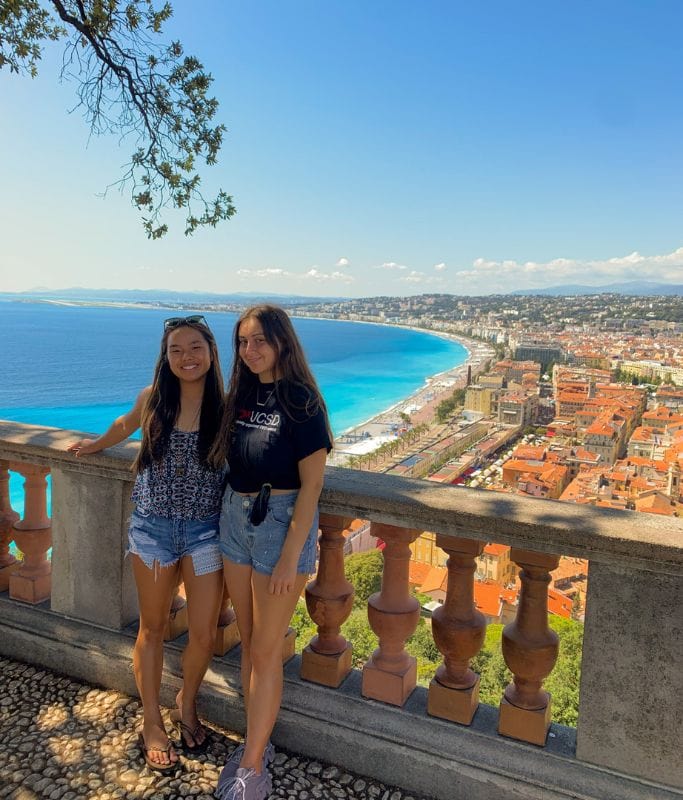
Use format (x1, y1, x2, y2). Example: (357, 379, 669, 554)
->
(329, 331, 495, 465)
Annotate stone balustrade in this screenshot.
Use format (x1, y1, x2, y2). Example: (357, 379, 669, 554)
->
(0, 420, 681, 800)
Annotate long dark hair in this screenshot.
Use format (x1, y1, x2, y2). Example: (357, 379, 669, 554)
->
(210, 304, 332, 463)
(134, 320, 225, 473)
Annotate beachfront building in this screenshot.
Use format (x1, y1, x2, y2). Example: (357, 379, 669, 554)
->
(387, 420, 488, 479)
(497, 390, 539, 428)
(512, 341, 563, 370)
(464, 384, 497, 416)
(492, 359, 542, 384)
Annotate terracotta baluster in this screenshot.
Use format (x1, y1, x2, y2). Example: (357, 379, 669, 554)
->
(301, 513, 355, 687)
(215, 583, 241, 656)
(498, 548, 560, 745)
(428, 536, 487, 725)
(362, 522, 420, 706)
(0, 461, 20, 592)
(164, 578, 189, 641)
(9, 463, 52, 604)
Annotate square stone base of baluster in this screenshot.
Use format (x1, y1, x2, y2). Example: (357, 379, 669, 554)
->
(427, 676, 480, 725)
(300, 643, 353, 687)
(164, 605, 189, 641)
(362, 657, 417, 706)
(9, 572, 51, 604)
(282, 627, 297, 664)
(498, 696, 552, 746)
(0, 562, 19, 593)
(214, 620, 241, 656)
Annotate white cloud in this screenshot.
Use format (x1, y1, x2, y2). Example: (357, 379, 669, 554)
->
(400, 270, 425, 283)
(336, 257, 350, 267)
(236, 267, 290, 278)
(304, 267, 354, 283)
(433, 262, 446, 271)
(455, 247, 683, 289)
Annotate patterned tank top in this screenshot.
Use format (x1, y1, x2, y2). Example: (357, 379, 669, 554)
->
(131, 429, 227, 520)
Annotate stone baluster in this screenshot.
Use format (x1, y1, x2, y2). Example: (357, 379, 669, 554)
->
(428, 536, 487, 725)
(9, 463, 52, 604)
(164, 578, 189, 641)
(301, 513, 355, 687)
(0, 461, 20, 592)
(362, 522, 421, 706)
(498, 548, 560, 745)
(215, 583, 241, 656)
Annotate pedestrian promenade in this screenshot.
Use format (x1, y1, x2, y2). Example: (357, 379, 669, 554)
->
(0, 657, 424, 800)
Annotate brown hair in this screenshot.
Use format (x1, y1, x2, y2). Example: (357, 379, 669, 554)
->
(134, 320, 225, 473)
(210, 304, 332, 463)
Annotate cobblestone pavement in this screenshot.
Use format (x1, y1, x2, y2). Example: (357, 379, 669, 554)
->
(0, 658, 427, 800)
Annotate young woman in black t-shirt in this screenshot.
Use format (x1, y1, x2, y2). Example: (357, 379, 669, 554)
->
(212, 305, 332, 800)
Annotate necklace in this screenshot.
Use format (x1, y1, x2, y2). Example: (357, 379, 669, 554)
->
(256, 385, 274, 407)
(174, 403, 201, 477)
(173, 429, 197, 478)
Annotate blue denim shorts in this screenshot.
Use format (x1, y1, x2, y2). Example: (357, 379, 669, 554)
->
(219, 490, 319, 576)
(128, 509, 223, 576)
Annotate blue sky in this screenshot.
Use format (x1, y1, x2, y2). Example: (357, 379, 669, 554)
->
(1, 0, 682, 296)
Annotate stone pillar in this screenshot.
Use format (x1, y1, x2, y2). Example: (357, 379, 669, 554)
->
(428, 536, 486, 725)
(362, 523, 420, 706)
(215, 584, 241, 656)
(576, 561, 683, 788)
(498, 548, 560, 746)
(301, 513, 355, 687)
(9, 463, 52, 604)
(50, 466, 138, 629)
(0, 461, 19, 592)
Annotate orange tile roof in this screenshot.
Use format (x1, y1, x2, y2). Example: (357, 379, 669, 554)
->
(473, 581, 507, 618)
(420, 566, 448, 594)
(483, 543, 510, 557)
(634, 494, 677, 516)
(547, 588, 573, 619)
(408, 561, 432, 587)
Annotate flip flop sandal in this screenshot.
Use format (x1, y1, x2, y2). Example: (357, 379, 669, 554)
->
(137, 732, 177, 772)
(170, 710, 209, 753)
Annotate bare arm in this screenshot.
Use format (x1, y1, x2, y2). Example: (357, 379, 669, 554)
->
(269, 448, 327, 595)
(67, 387, 151, 457)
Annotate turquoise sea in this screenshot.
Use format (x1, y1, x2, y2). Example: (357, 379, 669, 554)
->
(0, 301, 468, 514)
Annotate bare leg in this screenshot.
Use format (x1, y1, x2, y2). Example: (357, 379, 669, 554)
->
(223, 559, 255, 715)
(131, 556, 180, 766)
(175, 557, 223, 746)
(240, 570, 308, 773)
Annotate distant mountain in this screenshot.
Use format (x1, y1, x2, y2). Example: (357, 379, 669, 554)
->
(509, 281, 683, 296)
(0, 288, 347, 306)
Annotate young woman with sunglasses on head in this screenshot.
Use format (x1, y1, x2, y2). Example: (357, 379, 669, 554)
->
(68, 315, 226, 771)
(212, 305, 332, 800)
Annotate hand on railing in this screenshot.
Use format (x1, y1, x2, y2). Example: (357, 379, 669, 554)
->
(67, 439, 102, 457)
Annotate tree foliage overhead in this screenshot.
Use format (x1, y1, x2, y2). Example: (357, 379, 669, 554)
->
(0, 0, 235, 238)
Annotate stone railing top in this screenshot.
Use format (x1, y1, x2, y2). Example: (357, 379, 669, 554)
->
(1, 419, 682, 575)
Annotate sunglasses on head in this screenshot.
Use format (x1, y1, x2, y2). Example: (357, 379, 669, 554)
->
(164, 315, 209, 330)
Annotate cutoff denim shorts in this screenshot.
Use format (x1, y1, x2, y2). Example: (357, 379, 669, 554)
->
(127, 509, 223, 577)
(219, 490, 319, 576)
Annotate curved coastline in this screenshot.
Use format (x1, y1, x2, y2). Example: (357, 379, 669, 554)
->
(290, 315, 495, 460)
(7, 299, 494, 459)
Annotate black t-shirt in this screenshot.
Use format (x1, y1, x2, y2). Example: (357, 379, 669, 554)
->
(227, 381, 332, 493)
